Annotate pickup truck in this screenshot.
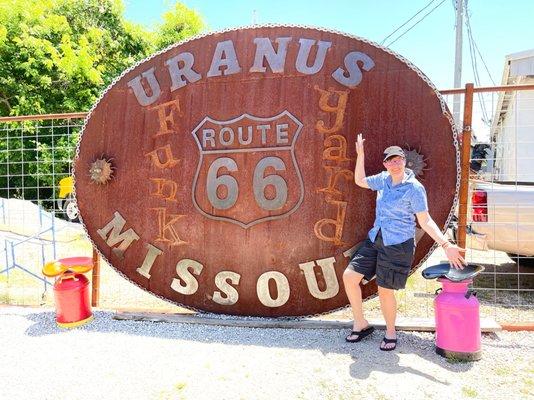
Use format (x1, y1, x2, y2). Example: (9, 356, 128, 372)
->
(452, 50, 534, 267)
(451, 180, 534, 266)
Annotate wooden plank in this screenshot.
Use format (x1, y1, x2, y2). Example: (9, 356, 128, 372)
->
(499, 322, 534, 332)
(91, 249, 100, 307)
(113, 312, 502, 332)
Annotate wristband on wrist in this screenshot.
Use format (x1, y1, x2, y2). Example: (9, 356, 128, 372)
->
(440, 241, 451, 248)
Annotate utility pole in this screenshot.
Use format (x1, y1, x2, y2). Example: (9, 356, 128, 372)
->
(453, 0, 463, 128)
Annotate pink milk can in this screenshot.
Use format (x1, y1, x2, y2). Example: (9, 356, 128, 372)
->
(434, 277, 482, 361)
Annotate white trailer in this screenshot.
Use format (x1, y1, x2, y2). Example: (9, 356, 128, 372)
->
(491, 49, 534, 183)
(464, 49, 534, 264)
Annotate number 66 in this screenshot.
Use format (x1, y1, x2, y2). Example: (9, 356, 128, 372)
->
(206, 156, 288, 210)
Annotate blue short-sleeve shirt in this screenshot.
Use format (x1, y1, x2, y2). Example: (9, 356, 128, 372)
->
(365, 168, 428, 246)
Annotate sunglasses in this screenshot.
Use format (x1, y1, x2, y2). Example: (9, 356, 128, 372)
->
(383, 157, 405, 165)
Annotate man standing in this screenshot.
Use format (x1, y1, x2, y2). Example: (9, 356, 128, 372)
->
(343, 134, 465, 350)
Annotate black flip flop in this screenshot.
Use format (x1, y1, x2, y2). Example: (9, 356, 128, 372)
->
(345, 326, 375, 343)
(380, 337, 398, 351)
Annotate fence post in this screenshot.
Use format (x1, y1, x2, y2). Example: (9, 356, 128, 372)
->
(92, 248, 100, 307)
(457, 83, 474, 254)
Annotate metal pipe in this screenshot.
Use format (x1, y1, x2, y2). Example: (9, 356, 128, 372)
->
(1, 84, 534, 123)
(452, 0, 463, 126)
(440, 83, 534, 95)
(0, 112, 87, 122)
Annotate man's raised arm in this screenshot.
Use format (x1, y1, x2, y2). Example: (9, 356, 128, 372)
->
(354, 133, 370, 189)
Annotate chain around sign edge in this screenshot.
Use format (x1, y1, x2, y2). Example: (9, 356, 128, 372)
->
(72, 24, 461, 319)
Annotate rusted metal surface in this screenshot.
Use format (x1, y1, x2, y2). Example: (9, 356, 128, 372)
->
(457, 83, 474, 255)
(74, 26, 459, 317)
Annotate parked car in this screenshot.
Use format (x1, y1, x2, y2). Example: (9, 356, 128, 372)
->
(57, 176, 79, 222)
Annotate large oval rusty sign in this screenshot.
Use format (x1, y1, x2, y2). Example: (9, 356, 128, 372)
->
(75, 26, 459, 317)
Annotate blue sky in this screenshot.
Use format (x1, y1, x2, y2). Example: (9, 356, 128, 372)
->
(123, 0, 534, 89)
(123, 0, 534, 139)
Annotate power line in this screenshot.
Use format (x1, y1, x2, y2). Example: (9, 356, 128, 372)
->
(472, 37, 497, 86)
(465, 16, 488, 123)
(380, 0, 438, 45)
(464, 2, 494, 126)
(384, 0, 447, 47)
(464, 4, 495, 85)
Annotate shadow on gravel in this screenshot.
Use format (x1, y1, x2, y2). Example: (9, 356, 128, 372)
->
(347, 332, 473, 384)
(21, 308, 475, 379)
(349, 352, 451, 384)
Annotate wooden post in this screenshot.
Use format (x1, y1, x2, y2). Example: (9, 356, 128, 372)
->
(91, 248, 100, 307)
(457, 83, 474, 254)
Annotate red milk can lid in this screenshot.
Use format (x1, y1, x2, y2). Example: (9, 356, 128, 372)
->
(54, 273, 90, 291)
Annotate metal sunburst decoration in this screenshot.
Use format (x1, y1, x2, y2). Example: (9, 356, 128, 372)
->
(89, 156, 115, 184)
(403, 147, 427, 177)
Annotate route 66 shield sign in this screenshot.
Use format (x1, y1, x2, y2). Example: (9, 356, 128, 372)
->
(74, 25, 459, 317)
(191, 112, 304, 228)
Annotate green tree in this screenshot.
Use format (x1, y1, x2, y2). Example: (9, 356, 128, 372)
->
(0, 0, 205, 206)
(156, 2, 205, 49)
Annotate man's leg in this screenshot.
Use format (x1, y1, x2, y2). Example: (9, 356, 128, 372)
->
(375, 234, 413, 350)
(343, 269, 370, 335)
(377, 285, 397, 349)
(344, 239, 378, 341)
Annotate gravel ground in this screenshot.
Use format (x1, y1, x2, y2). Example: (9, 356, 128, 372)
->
(1, 306, 532, 400)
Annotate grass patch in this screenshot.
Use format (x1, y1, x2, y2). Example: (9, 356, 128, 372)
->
(317, 379, 329, 390)
(446, 356, 471, 364)
(461, 386, 478, 398)
(494, 366, 512, 376)
(522, 376, 533, 393)
(520, 380, 533, 397)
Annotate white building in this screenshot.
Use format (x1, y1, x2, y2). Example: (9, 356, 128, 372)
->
(490, 49, 534, 183)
